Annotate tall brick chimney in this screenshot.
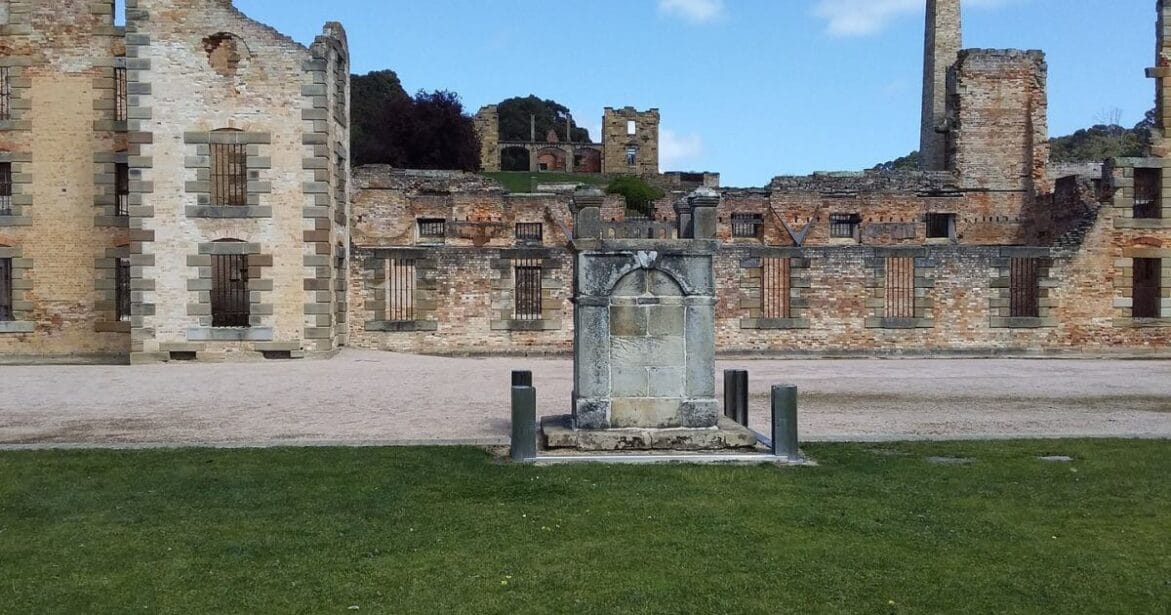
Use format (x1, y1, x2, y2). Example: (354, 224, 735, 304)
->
(920, 0, 961, 171)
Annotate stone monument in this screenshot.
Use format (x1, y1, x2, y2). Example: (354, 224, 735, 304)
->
(541, 187, 758, 451)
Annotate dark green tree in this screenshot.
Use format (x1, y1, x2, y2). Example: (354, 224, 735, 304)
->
(349, 70, 480, 171)
(497, 95, 591, 144)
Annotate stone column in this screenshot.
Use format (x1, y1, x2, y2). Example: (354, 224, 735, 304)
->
(689, 188, 720, 239)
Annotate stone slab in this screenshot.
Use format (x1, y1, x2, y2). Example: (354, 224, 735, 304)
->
(540, 414, 760, 452)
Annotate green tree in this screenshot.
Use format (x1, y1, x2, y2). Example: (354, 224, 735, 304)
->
(606, 176, 665, 217)
(497, 95, 591, 143)
(350, 70, 480, 171)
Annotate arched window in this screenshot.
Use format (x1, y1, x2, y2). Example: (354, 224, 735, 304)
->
(210, 239, 249, 327)
(210, 129, 247, 207)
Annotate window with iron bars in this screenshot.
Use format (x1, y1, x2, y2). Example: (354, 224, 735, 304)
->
(114, 66, 128, 122)
(384, 258, 415, 322)
(1009, 258, 1040, 318)
(884, 257, 916, 319)
(926, 213, 955, 239)
(211, 253, 250, 327)
(1133, 258, 1162, 319)
(0, 258, 11, 322)
(761, 257, 790, 319)
(417, 218, 446, 242)
(210, 142, 248, 207)
(0, 162, 11, 216)
(516, 222, 543, 244)
(115, 162, 129, 217)
(514, 259, 543, 320)
(115, 257, 131, 322)
(1134, 168, 1161, 219)
(830, 213, 860, 239)
(732, 213, 763, 239)
(0, 67, 11, 122)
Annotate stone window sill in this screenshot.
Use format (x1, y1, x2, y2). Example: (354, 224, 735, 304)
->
(365, 320, 439, 333)
(490, 319, 562, 332)
(186, 327, 274, 341)
(186, 206, 272, 219)
(1114, 317, 1171, 328)
(94, 321, 132, 333)
(1114, 218, 1171, 229)
(0, 321, 34, 333)
(0, 215, 32, 227)
(989, 317, 1057, 329)
(94, 215, 130, 228)
(864, 317, 933, 329)
(740, 318, 810, 330)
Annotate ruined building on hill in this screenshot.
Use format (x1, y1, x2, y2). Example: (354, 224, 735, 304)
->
(0, 0, 1169, 362)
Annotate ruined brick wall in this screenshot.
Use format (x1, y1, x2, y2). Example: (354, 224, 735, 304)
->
(921, 0, 960, 171)
(347, 166, 576, 353)
(602, 107, 659, 175)
(126, 0, 349, 362)
(950, 50, 1050, 196)
(0, 0, 130, 360)
(472, 105, 499, 172)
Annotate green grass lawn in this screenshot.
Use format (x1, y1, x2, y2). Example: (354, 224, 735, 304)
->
(2, 441, 1169, 614)
(482, 171, 612, 193)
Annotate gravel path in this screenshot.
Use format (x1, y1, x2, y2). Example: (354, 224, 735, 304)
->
(1, 349, 1170, 448)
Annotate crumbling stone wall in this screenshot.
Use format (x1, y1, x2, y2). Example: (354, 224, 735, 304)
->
(125, 0, 349, 362)
(472, 105, 499, 172)
(0, 0, 130, 361)
(950, 49, 1050, 196)
(602, 107, 659, 175)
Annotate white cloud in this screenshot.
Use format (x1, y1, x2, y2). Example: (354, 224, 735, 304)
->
(813, 0, 1015, 37)
(660, 129, 705, 169)
(658, 0, 726, 24)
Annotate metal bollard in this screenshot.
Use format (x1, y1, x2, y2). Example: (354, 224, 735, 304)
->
(771, 385, 799, 461)
(512, 370, 533, 387)
(723, 370, 738, 421)
(510, 385, 537, 461)
(724, 370, 749, 427)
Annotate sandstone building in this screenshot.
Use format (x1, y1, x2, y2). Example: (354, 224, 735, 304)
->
(473, 104, 660, 175)
(3, 0, 1171, 363)
(0, 0, 349, 363)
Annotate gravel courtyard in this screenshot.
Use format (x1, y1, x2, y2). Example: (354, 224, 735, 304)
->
(2, 349, 1170, 448)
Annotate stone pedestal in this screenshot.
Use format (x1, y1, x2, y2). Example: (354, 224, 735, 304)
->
(549, 188, 753, 451)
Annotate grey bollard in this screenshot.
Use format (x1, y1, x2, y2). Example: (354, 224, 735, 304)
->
(724, 370, 749, 427)
(512, 370, 533, 387)
(735, 371, 749, 426)
(511, 386, 537, 461)
(723, 370, 738, 420)
(771, 385, 799, 460)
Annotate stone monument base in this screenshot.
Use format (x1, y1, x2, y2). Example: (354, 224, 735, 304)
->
(540, 414, 761, 452)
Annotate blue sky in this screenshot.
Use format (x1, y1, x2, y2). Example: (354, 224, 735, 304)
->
(222, 0, 1153, 186)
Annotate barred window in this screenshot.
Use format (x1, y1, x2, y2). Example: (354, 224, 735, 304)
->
(761, 257, 790, 319)
(384, 258, 415, 321)
(830, 213, 859, 239)
(1009, 258, 1040, 318)
(115, 257, 131, 322)
(0, 67, 11, 122)
(732, 213, 763, 238)
(211, 253, 249, 327)
(515, 259, 542, 320)
(115, 162, 129, 217)
(0, 257, 11, 322)
(926, 213, 955, 239)
(516, 222, 543, 244)
(0, 162, 11, 216)
(1133, 258, 1162, 319)
(884, 257, 915, 319)
(210, 130, 247, 207)
(417, 218, 446, 242)
(1134, 168, 1161, 219)
(114, 66, 128, 122)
